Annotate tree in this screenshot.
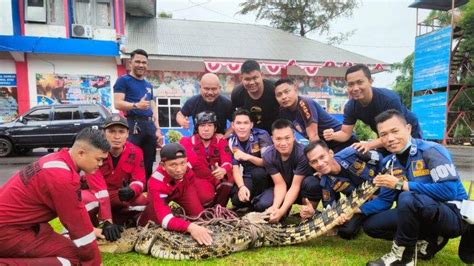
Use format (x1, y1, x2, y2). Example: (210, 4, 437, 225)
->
(391, 53, 414, 108)
(237, 0, 358, 43)
(158, 11, 173, 18)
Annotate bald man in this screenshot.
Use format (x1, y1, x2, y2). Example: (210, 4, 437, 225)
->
(176, 73, 233, 134)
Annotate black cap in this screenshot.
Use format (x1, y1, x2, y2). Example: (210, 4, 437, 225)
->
(103, 114, 129, 129)
(160, 143, 186, 162)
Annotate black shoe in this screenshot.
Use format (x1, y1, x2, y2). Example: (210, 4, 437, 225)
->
(367, 241, 414, 266)
(417, 236, 449, 260)
(459, 224, 474, 264)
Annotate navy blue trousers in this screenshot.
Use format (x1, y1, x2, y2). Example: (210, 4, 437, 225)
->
(231, 167, 272, 210)
(127, 119, 157, 180)
(363, 191, 467, 247)
(251, 175, 322, 212)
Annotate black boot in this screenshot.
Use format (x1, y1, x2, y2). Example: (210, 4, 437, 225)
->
(367, 241, 415, 266)
(459, 224, 474, 264)
(417, 236, 449, 260)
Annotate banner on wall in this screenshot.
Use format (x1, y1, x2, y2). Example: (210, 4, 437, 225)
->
(36, 73, 112, 107)
(0, 74, 19, 123)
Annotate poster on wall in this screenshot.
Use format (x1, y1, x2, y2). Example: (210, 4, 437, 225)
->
(0, 74, 19, 123)
(292, 75, 348, 114)
(36, 73, 112, 107)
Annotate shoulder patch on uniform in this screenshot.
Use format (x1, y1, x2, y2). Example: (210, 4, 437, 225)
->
(19, 161, 41, 185)
(298, 99, 312, 122)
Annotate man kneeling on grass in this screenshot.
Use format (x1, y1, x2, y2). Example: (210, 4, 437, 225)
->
(301, 140, 382, 239)
(138, 143, 213, 245)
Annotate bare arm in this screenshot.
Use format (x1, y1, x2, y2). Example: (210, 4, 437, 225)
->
(114, 92, 133, 111)
(306, 122, 320, 142)
(176, 111, 190, 129)
(279, 174, 304, 214)
(270, 173, 287, 209)
(324, 124, 354, 142)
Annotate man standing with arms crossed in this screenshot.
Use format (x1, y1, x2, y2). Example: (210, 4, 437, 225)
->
(114, 49, 163, 180)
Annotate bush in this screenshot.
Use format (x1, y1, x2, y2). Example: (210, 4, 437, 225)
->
(354, 121, 377, 141)
(166, 130, 183, 143)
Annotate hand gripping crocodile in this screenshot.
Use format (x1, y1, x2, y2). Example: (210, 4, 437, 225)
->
(98, 180, 379, 260)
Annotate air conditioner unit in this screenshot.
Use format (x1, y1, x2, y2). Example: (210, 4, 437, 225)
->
(25, 0, 47, 23)
(71, 24, 93, 39)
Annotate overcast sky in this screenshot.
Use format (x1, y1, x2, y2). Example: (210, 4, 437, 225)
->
(156, 0, 431, 87)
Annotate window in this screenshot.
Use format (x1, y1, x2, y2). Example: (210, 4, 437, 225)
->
(81, 105, 102, 119)
(157, 98, 181, 128)
(25, 109, 49, 121)
(47, 0, 64, 25)
(73, 0, 113, 28)
(53, 108, 80, 121)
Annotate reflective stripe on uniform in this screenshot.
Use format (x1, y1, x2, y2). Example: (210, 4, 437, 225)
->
(94, 190, 109, 199)
(159, 193, 168, 198)
(85, 201, 99, 211)
(221, 162, 232, 168)
(43, 161, 70, 171)
(128, 205, 146, 211)
(152, 171, 164, 181)
(130, 181, 144, 189)
(187, 162, 193, 169)
(162, 213, 174, 229)
(57, 257, 71, 266)
(73, 231, 96, 247)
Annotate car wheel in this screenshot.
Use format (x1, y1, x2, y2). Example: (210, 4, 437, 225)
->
(0, 138, 13, 157)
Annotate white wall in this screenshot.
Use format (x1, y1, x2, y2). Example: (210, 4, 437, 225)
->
(25, 24, 67, 38)
(0, 0, 13, 36)
(0, 59, 16, 74)
(27, 54, 118, 109)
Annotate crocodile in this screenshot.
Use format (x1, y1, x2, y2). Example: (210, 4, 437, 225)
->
(98, 180, 378, 260)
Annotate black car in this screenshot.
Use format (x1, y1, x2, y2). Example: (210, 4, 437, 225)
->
(0, 104, 110, 157)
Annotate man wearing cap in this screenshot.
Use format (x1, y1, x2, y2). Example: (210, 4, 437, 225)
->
(229, 108, 273, 211)
(176, 73, 233, 135)
(138, 143, 213, 246)
(180, 111, 234, 207)
(84, 114, 148, 227)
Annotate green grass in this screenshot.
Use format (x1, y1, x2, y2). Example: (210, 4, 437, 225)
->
(47, 182, 472, 265)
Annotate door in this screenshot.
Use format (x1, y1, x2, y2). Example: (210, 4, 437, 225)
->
(49, 106, 81, 146)
(10, 108, 52, 146)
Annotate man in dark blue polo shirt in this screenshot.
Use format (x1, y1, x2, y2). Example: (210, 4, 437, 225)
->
(176, 73, 233, 135)
(323, 64, 421, 154)
(229, 108, 273, 211)
(113, 49, 162, 180)
(276, 78, 357, 153)
(262, 119, 321, 223)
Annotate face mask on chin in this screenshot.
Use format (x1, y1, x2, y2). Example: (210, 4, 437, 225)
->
(396, 139, 412, 154)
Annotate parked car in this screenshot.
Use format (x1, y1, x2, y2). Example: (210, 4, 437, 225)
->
(0, 104, 110, 157)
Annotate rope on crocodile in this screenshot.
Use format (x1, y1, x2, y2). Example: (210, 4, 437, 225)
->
(98, 180, 379, 260)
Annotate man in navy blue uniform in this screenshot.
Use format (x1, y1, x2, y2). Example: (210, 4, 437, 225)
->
(323, 64, 421, 154)
(275, 78, 357, 153)
(339, 110, 469, 265)
(176, 73, 233, 135)
(262, 119, 321, 223)
(229, 109, 273, 211)
(301, 141, 381, 239)
(114, 49, 162, 180)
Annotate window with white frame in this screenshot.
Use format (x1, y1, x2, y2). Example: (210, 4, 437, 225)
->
(157, 98, 181, 128)
(25, 0, 64, 25)
(73, 0, 113, 28)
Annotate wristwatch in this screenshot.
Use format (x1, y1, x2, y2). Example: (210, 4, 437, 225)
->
(394, 180, 404, 191)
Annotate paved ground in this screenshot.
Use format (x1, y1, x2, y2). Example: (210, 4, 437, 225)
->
(0, 146, 472, 187)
